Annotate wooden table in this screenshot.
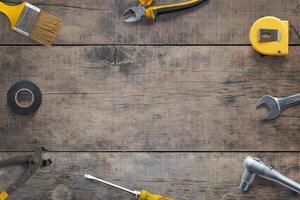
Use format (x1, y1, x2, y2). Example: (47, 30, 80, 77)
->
(0, 0, 300, 199)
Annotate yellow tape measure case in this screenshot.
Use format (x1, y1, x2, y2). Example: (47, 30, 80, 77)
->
(250, 16, 289, 56)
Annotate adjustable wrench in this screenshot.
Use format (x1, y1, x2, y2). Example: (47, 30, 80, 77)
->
(256, 93, 300, 120)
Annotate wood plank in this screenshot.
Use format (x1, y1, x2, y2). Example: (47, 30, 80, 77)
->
(1, 46, 300, 151)
(1, 0, 300, 44)
(0, 152, 299, 200)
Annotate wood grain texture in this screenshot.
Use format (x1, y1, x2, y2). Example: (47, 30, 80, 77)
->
(0, 152, 299, 200)
(1, 1, 300, 199)
(1, 46, 300, 151)
(1, 0, 300, 44)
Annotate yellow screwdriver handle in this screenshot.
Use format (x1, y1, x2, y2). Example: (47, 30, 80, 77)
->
(0, 191, 8, 200)
(0, 1, 26, 27)
(139, 190, 176, 200)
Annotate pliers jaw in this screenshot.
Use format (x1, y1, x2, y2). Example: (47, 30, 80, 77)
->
(123, 4, 146, 23)
(28, 147, 52, 174)
(0, 147, 52, 200)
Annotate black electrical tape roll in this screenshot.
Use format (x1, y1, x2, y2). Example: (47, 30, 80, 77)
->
(7, 80, 42, 115)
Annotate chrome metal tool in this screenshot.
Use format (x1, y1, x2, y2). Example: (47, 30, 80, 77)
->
(256, 93, 300, 120)
(240, 156, 300, 193)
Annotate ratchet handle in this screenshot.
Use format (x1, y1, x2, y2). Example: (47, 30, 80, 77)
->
(145, 0, 209, 19)
(0, 192, 8, 200)
(138, 190, 176, 200)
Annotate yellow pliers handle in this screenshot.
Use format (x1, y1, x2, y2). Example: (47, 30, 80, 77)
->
(145, 0, 209, 20)
(0, 192, 8, 200)
(124, 0, 209, 23)
(138, 0, 154, 6)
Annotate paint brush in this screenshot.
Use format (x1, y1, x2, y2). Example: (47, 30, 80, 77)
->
(0, 1, 63, 46)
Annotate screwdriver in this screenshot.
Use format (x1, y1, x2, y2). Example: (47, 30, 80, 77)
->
(84, 174, 176, 200)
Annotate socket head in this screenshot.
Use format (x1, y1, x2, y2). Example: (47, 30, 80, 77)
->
(240, 169, 256, 192)
(240, 156, 274, 192)
(240, 156, 264, 192)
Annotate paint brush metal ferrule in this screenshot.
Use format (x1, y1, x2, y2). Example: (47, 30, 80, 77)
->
(13, 2, 40, 36)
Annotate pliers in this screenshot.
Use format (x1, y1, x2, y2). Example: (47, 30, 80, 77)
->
(0, 147, 52, 200)
(123, 0, 209, 23)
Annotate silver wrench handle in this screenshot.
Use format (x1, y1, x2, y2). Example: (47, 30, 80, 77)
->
(278, 93, 300, 110)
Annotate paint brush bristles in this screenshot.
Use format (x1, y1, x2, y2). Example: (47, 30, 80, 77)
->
(2, 2, 64, 46)
(29, 11, 63, 47)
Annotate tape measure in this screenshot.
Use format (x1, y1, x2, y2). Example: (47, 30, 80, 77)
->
(250, 16, 289, 56)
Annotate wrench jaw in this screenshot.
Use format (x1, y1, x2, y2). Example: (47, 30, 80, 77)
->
(256, 95, 281, 120)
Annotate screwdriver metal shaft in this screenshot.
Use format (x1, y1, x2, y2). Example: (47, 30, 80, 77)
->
(84, 174, 140, 196)
(85, 174, 176, 200)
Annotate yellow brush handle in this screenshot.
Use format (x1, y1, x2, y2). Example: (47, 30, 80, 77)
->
(0, 1, 26, 27)
(139, 190, 176, 200)
(145, 0, 208, 20)
(0, 191, 8, 200)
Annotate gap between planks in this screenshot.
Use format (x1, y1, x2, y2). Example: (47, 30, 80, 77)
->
(0, 151, 300, 153)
